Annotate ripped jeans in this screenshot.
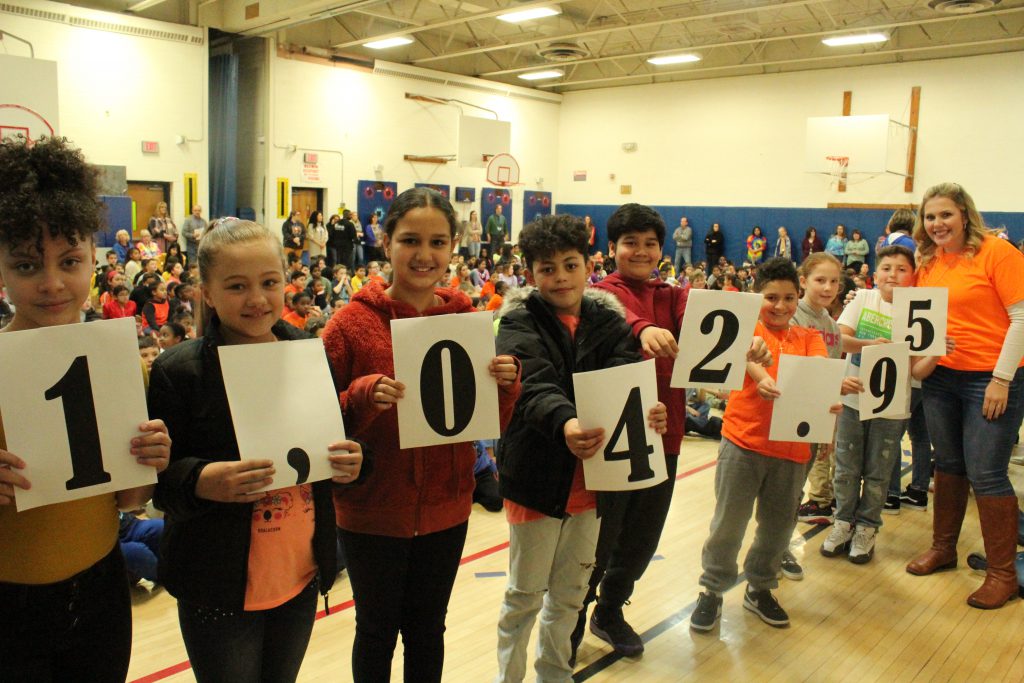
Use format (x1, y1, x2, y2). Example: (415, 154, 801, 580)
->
(833, 405, 907, 529)
(495, 509, 598, 683)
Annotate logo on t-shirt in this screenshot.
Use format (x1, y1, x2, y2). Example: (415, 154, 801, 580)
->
(851, 308, 892, 367)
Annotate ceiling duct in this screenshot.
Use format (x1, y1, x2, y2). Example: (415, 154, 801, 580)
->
(538, 42, 589, 62)
(927, 0, 1000, 14)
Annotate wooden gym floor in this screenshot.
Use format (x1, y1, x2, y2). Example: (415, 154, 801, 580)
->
(127, 433, 1024, 683)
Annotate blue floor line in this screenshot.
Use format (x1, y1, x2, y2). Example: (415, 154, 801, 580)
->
(572, 463, 914, 681)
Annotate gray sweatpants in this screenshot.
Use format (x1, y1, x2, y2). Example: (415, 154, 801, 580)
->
(699, 438, 806, 593)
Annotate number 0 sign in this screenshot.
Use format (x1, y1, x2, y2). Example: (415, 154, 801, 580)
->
(891, 288, 948, 357)
(859, 342, 911, 420)
(671, 290, 762, 391)
(574, 359, 667, 492)
(392, 311, 501, 449)
(0, 318, 155, 511)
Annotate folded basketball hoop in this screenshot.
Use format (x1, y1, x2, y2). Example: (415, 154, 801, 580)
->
(486, 153, 521, 187)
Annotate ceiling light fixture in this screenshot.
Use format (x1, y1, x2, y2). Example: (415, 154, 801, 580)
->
(822, 33, 889, 47)
(497, 7, 560, 23)
(647, 53, 701, 65)
(519, 69, 564, 80)
(364, 36, 414, 49)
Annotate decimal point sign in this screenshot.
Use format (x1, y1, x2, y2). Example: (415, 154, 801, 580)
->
(797, 422, 811, 438)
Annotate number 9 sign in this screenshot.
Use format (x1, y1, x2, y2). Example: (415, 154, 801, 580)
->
(858, 342, 911, 420)
(392, 311, 501, 449)
(671, 290, 762, 391)
(891, 288, 948, 357)
(0, 318, 155, 511)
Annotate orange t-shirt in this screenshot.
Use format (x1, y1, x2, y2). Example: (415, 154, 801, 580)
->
(485, 294, 504, 312)
(721, 321, 827, 464)
(282, 310, 309, 329)
(505, 314, 596, 524)
(244, 485, 317, 611)
(916, 235, 1024, 372)
(480, 280, 496, 300)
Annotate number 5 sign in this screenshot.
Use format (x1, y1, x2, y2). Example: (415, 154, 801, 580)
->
(891, 288, 948, 357)
(0, 318, 155, 511)
(392, 311, 501, 449)
(574, 359, 667, 491)
(671, 289, 762, 391)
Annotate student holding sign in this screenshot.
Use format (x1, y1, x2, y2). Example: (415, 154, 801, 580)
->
(493, 214, 667, 682)
(690, 258, 842, 634)
(0, 137, 171, 681)
(149, 218, 363, 682)
(906, 183, 1024, 610)
(577, 203, 771, 659)
(820, 246, 918, 564)
(322, 188, 521, 683)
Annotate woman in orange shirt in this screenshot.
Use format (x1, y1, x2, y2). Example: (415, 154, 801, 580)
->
(906, 183, 1024, 609)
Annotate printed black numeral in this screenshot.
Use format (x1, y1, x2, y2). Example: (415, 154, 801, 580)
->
(604, 387, 655, 482)
(45, 355, 112, 491)
(689, 310, 740, 384)
(420, 340, 476, 437)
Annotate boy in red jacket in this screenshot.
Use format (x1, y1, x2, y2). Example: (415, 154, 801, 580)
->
(577, 203, 771, 660)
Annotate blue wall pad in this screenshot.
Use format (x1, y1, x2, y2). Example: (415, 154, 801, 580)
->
(523, 191, 553, 225)
(414, 183, 451, 200)
(357, 180, 398, 226)
(481, 187, 514, 239)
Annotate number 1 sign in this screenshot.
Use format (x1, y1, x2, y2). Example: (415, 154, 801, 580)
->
(671, 290, 762, 391)
(574, 359, 667, 492)
(0, 318, 155, 511)
(891, 288, 948, 357)
(392, 311, 501, 449)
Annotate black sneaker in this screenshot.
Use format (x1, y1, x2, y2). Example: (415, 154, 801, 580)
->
(590, 606, 644, 657)
(882, 494, 901, 515)
(899, 487, 928, 511)
(780, 550, 804, 581)
(690, 591, 723, 632)
(797, 500, 834, 525)
(743, 587, 790, 627)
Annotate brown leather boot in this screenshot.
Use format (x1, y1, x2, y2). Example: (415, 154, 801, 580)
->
(906, 471, 969, 575)
(967, 495, 1021, 609)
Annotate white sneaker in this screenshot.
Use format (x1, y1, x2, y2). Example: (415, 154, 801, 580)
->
(820, 519, 853, 557)
(848, 525, 877, 564)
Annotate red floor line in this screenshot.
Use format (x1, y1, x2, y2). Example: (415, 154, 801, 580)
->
(132, 459, 717, 683)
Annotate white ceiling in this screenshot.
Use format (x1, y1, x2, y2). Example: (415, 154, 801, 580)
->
(65, 0, 1024, 91)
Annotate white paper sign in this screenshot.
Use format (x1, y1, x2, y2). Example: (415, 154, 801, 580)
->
(392, 311, 500, 449)
(769, 355, 846, 443)
(671, 289, 762, 391)
(219, 339, 345, 491)
(574, 359, 667, 491)
(891, 287, 948, 357)
(859, 342, 912, 420)
(0, 318, 154, 511)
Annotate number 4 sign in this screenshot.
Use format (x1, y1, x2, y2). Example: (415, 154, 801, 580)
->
(891, 288, 948, 357)
(392, 311, 501, 449)
(671, 290, 762, 391)
(0, 318, 155, 511)
(574, 359, 667, 492)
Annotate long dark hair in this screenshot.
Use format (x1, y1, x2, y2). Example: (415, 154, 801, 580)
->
(383, 187, 458, 238)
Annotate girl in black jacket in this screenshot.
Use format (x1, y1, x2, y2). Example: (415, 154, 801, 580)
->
(149, 218, 362, 682)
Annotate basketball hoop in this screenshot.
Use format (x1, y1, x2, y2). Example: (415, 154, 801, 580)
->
(825, 155, 849, 188)
(486, 153, 521, 187)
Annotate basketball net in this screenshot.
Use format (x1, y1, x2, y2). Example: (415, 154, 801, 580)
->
(825, 155, 849, 190)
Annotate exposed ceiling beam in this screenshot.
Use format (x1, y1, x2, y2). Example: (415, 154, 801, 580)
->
(480, 5, 1024, 77)
(412, 0, 827, 64)
(536, 35, 1024, 89)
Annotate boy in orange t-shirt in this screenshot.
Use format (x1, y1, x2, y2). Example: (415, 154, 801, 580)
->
(485, 281, 507, 312)
(690, 257, 842, 634)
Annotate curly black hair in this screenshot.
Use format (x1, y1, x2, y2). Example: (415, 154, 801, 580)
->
(606, 203, 666, 246)
(518, 214, 589, 270)
(754, 257, 800, 293)
(0, 136, 103, 251)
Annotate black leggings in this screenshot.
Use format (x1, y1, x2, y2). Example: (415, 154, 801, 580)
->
(341, 522, 468, 683)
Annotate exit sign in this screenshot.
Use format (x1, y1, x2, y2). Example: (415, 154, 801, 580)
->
(303, 152, 318, 164)
(141, 141, 159, 154)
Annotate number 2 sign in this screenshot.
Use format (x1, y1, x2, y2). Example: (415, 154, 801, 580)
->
(0, 318, 155, 511)
(891, 288, 948, 357)
(392, 311, 501, 449)
(671, 290, 762, 391)
(574, 359, 667, 492)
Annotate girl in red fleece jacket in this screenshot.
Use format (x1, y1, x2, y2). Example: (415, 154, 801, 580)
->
(323, 188, 521, 683)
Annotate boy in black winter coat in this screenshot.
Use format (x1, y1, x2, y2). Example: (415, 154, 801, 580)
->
(493, 214, 667, 682)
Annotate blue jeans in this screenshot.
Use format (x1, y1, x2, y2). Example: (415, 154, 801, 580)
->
(119, 516, 163, 582)
(834, 405, 906, 529)
(0, 545, 132, 682)
(889, 387, 934, 496)
(922, 366, 1024, 496)
(674, 246, 691, 274)
(177, 579, 319, 682)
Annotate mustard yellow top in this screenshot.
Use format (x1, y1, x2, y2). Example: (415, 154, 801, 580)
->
(0, 413, 118, 585)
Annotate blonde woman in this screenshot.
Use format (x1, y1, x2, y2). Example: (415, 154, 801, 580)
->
(148, 201, 177, 253)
